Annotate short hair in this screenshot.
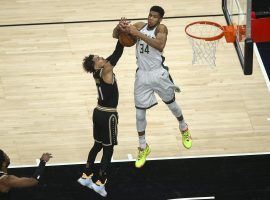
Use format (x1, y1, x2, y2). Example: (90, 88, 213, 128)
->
(0, 149, 5, 167)
(150, 6, 165, 18)
(82, 54, 95, 73)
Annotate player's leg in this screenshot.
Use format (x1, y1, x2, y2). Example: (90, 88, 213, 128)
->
(78, 109, 103, 187)
(85, 142, 103, 173)
(134, 70, 156, 168)
(166, 100, 192, 149)
(154, 69, 192, 149)
(135, 108, 151, 168)
(92, 145, 114, 197)
(92, 111, 118, 197)
(78, 142, 102, 188)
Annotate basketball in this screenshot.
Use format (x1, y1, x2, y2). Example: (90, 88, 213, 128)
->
(119, 32, 137, 47)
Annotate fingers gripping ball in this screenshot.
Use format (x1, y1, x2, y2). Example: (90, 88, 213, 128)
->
(119, 32, 137, 47)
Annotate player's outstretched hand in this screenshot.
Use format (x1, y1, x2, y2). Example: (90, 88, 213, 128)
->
(40, 153, 52, 163)
(119, 17, 130, 33)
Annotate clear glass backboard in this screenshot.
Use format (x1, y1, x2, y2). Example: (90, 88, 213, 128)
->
(222, 0, 253, 75)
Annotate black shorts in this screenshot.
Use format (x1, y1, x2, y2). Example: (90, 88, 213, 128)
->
(93, 108, 118, 146)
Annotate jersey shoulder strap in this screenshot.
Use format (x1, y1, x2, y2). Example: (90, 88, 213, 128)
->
(93, 69, 103, 79)
(139, 23, 148, 31)
(0, 172, 7, 180)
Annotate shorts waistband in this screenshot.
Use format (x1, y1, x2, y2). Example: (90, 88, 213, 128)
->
(96, 105, 117, 112)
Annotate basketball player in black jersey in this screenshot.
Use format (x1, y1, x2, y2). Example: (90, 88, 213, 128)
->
(77, 40, 124, 197)
(0, 149, 52, 200)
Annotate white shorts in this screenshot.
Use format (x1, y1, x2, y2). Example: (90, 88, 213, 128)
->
(134, 68, 179, 109)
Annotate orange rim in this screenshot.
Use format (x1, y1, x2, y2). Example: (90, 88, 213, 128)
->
(185, 21, 224, 41)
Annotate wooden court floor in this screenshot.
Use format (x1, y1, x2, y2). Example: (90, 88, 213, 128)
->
(0, 0, 270, 166)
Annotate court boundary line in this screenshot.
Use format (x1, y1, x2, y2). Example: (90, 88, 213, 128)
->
(0, 14, 223, 28)
(9, 151, 270, 168)
(168, 196, 215, 200)
(254, 43, 270, 91)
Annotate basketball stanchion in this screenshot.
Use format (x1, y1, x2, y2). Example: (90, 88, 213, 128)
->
(185, 21, 243, 66)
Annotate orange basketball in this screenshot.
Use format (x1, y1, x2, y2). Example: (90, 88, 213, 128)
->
(119, 32, 137, 47)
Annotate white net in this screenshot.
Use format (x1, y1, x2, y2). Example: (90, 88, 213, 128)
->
(186, 22, 224, 66)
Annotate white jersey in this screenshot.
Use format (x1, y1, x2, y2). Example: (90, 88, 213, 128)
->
(136, 24, 163, 71)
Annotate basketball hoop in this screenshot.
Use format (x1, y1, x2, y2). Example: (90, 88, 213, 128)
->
(185, 21, 238, 66)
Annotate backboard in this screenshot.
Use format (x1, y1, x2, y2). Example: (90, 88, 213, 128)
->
(222, 0, 253, 75)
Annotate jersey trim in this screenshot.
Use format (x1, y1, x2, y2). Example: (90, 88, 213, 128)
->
(0, 174, 7, 180)
(135, 102, 158, 110)
(163, 96, 176, 104)
(96, 105, 117, 112)
(139, 23, 147, 31)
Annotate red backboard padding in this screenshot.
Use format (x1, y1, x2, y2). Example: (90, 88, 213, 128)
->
(251, 16, 270, 42)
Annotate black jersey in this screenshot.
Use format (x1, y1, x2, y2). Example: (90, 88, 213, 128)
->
(93, 68, 118, 108)
(0, 172, 9, 200)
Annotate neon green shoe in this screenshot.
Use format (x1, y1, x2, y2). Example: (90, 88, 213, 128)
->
(181, 128, 192, 149)
(135, 144, 151, 168)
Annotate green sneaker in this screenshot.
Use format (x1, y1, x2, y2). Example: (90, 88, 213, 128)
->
(135, 144, 151, 168)
(181, 128, 192, 149)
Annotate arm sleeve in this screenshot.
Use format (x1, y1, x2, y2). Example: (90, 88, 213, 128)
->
(106, 41, 124, 67)
(32, 160, 46, 180)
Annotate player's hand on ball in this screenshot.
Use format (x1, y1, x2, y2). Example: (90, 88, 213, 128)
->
(129, 25, 140, 37)
(119, 17, 130, 33)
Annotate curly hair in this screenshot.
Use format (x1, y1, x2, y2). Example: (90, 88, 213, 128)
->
(150, 6, 165, 18)
(82, 54, 95, 73)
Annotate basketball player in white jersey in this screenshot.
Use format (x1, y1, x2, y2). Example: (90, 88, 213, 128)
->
(113, 6, 192, 168)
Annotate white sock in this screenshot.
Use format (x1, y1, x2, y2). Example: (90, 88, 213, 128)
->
(139, 135, 146, 149)
(179, 121, 188, 132)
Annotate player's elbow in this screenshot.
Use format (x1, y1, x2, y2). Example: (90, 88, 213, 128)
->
(156, 40, 166, 52)
(32, 178, 39, 185)
(157, 44, 165, 52)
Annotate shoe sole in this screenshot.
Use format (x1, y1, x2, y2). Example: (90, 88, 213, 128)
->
(92, 187, 107, 197)
(77, 179, 93, 189)
(77, 179, 86, 186)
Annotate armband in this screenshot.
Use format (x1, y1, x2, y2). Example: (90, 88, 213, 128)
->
(32, 160, 46, 180)
(107, 41, 124, 66)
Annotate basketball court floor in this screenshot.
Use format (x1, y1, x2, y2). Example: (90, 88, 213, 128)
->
(1, 0, 270, 199)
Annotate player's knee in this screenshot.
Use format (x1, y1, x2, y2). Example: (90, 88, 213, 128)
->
(92, 142, 103, 153)
(136, 109, 146, 122)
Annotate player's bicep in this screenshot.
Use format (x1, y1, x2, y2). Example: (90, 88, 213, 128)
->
(156, 25, 168, 50)
(156, 32, 167, 43)
(5, 175, 38, 188)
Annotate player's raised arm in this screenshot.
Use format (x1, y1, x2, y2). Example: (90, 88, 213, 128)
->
(102, 41, 124, 83)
